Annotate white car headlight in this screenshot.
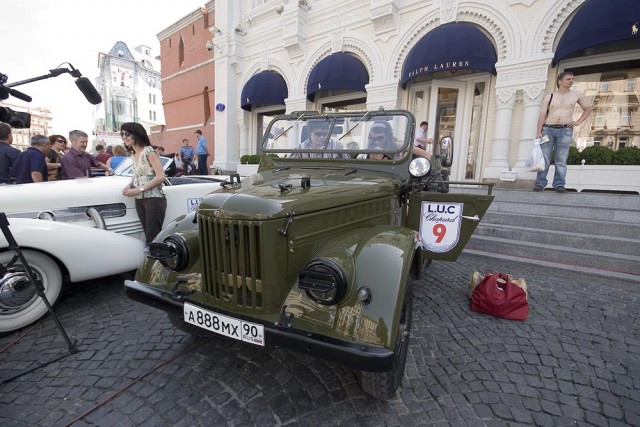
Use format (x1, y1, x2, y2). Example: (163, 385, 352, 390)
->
(409, 157, 432, 178)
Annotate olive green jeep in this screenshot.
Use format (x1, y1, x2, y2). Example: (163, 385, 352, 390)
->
(124, 109, 493, 399)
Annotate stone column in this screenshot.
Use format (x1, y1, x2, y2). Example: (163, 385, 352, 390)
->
(514, 84, 545, 167)
(212, 3, 244, 173)
(485, 88, 516, 178)
(238, 118, 249, 158)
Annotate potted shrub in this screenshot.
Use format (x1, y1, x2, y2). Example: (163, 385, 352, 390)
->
(550, 145, 640, 193)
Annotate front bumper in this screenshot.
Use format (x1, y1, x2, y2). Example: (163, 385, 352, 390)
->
(124, 280, 395, 372)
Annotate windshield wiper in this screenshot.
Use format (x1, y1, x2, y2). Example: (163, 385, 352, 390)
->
(339, 111, 371, 141)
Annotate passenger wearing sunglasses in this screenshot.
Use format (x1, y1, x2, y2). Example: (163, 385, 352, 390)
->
(367, 121, 399, 161)
(291, 121, 349, 159)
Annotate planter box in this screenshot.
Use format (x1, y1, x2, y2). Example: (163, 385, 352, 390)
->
(549, 165, 640, 193)
(236, 164, 259, 176)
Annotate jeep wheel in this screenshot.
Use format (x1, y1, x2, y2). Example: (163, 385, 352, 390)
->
(359, 283, 413, 399)
(167, 312, 211, 338)
(0, 250, 64, 333)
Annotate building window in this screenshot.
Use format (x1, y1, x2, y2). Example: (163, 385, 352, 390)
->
(619, 137, 628, 148)
(622, 110, 630, 126)
(192, 24, 195, 36)
(149, 110, 153, 121)
(179, 36, 185, 66)
(627, 79, 635, 91)
(149, 93, 152, 103)
(572, 64, 640, 147)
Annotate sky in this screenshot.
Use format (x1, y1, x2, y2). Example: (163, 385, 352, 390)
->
(2, 0, 206, 136)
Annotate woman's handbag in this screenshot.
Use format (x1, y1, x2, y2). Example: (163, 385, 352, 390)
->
(470, 272, 529, 320)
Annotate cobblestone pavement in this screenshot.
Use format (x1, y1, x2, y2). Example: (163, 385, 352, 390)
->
(1, 253, 639, 426)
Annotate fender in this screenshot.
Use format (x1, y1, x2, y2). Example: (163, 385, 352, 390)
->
(0, 218, 145, 282)
(283, 225, 418, 350)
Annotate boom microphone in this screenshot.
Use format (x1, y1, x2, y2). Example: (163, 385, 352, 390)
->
(3, 87, 33, 103)
(75, 77, 102, 105)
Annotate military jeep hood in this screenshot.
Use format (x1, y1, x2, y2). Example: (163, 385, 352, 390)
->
(199, 169, 400, 220)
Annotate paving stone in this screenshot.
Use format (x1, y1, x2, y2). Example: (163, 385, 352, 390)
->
(0, 255, 638, 425)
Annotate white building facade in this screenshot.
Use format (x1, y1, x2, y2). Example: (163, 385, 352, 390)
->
(94, 42, 165, 147)
(210, 0, 640, 184)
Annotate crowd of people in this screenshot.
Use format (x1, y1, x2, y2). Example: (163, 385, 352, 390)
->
(0, 125, 210, 185)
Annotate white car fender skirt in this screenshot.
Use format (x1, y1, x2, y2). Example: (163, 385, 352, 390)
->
(0, 218, 145, 282)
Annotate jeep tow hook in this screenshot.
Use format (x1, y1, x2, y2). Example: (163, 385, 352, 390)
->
(276, 305, 293, 329)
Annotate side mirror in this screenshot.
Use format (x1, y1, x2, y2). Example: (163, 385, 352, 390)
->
(439, 136, 454, 168)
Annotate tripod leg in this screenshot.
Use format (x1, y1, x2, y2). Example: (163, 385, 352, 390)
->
(0, 213, 77, 353)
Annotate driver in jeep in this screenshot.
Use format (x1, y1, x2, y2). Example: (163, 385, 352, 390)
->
(290, 120, 349, 159)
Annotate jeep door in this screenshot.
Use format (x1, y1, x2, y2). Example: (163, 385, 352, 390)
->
(405, 191, 493, 261)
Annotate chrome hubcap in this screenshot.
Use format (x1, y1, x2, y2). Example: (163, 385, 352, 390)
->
(0, 268, 41, 315)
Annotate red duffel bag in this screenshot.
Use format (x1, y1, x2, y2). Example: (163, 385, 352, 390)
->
(470, 272, 529, 320)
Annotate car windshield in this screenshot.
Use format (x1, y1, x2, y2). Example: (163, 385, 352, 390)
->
(261, 111, 412, 161)
(113, 156, 173, 176)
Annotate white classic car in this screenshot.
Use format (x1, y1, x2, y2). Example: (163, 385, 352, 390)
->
(0, 157, 234, 333)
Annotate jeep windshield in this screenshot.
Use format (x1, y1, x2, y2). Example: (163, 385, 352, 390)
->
(261, 111, 413, 163)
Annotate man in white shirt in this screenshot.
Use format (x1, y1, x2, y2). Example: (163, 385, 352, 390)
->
(414, 121, 432, 159)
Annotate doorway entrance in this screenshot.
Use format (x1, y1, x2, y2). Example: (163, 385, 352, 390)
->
(408, 76, 490, 181)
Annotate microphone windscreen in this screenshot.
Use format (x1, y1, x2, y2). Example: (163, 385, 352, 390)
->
(8, 87, 33, 103)
(75, 77, 102, 105)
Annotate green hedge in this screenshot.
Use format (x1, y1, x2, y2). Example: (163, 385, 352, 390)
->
(566, 145, 640, 165)
(240, 154, 260, 164)
(613, 146, 640, 165)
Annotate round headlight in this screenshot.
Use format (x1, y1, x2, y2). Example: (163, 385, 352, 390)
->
(409, 157, 432, 177)
(298, 259, 347, 306)
(144, 235, 190, 271)
(163, 235, 189, 271)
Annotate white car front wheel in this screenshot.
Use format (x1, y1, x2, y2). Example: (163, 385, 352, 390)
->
(0, 250, 63, 333)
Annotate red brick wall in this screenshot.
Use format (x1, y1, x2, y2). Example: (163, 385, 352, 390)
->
(151, 9, 215, 161)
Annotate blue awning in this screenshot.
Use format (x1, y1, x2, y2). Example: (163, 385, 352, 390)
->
(553, 0, 640, 65)
(240, 71, 288, 111)
(400, 23, 497, 88)
(306, 53, 369, 101)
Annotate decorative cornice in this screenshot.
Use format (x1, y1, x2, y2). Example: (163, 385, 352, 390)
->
(542, 0, 583, 53)
(496, 88, 516, 105)
(496, 65, 548, 87)
(523, 84, 546, 103)
(457, 10, 507, 60)
(440, 0, 458, 24)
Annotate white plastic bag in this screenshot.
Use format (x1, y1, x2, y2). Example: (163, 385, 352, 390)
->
(526, 139, 546, 172)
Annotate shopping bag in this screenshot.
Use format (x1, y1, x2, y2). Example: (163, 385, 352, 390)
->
(525, 139, 546, 172)
(470, 272, 529, 320)
(468, 271, 528, 299)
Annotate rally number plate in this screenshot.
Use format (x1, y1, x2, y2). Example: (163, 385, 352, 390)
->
(184, 303, 265, 346)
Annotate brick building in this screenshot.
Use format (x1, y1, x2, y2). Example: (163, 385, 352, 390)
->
(154, 2, 215, 163)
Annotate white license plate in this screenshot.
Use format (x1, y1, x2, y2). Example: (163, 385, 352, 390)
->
(183, 303, 265, 346)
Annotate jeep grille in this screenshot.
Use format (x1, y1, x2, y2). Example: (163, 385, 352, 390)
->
(200, 217, 264, 308)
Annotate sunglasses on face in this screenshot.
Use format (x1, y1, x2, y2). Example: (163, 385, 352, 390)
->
(312, 130, 328, 138)
(56, 139, 66, 143)
(120, 131, 131, 139)
(368, 134, 386, 143)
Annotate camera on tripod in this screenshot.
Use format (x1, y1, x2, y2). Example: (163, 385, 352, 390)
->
(0, 72, 32, 129)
